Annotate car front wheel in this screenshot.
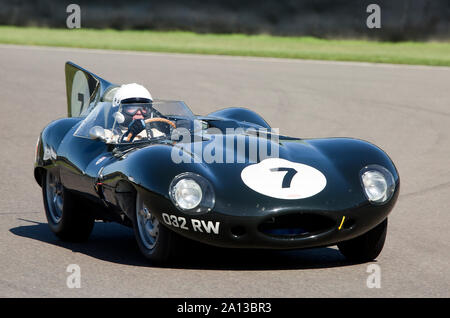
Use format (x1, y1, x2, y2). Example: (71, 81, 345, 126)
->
(337, 218, 388, 262)
(132, 192, 181, 264)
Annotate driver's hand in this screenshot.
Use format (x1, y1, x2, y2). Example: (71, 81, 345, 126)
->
(124, 119, 146, 142)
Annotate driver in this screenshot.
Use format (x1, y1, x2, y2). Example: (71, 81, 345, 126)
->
(110, 83, 165, 142)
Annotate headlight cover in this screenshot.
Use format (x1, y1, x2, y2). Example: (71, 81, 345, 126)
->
(360, 165, 395, 204)
(169, 172, 215, 214)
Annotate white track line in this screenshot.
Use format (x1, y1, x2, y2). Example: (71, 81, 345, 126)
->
(1, 43, 449, 71)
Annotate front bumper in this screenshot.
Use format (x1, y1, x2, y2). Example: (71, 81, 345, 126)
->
(140, 186, 399, 250)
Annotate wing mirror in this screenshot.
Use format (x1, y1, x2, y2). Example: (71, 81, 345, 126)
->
(89, 126, 106, 141)
(113, 112, 125, 124)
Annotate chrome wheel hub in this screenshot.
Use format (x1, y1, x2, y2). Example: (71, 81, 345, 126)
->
(136, 193, 159, 250)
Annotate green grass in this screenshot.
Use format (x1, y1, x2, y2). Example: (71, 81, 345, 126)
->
(1, 26, 450, 66)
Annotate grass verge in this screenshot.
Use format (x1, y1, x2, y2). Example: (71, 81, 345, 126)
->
(1, 26, 449, 66)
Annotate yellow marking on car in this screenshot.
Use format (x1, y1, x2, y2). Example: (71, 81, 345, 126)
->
(338, 216, 346, 230)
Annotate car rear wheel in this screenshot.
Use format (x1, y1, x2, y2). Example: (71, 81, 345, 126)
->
(42, 170, 95, 241)
(132, 192, 181, 264)
(337, 218, 388, 262)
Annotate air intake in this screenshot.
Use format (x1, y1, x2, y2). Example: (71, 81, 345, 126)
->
(259, 213, 336, 238)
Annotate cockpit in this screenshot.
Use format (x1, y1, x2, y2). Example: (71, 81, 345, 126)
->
(74, 100, 197, 144)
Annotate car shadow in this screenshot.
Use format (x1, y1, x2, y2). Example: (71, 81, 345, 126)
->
(10, 218, 363, 270)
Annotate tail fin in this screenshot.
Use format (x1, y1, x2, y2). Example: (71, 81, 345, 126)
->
(65, 62, 117, 117)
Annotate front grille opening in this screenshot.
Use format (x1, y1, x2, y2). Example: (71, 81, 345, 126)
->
(259, 213, 336, 238)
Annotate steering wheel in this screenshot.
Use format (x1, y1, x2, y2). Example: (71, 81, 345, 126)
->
(125, 117, 177, 142)
(144, 117, 177, 128)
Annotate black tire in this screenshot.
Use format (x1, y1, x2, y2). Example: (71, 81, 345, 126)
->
(132, 192, 182, 264)
(42, 171, 95, 242)
(338, 218, 388, 262)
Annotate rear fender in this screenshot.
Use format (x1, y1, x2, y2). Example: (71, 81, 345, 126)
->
(34, 117, 82, 185)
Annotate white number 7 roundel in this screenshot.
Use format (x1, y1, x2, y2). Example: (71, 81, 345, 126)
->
(241, 158, 327, 200)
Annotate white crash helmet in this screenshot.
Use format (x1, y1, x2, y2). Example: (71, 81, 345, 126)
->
(112, 83, 153, 107)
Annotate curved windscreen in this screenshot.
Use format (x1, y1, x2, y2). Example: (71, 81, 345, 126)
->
(152, 100, 195, 118)
(74, 100, 195, 143)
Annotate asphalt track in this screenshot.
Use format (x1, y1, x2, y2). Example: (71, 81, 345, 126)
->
(0, 44, 449, 297)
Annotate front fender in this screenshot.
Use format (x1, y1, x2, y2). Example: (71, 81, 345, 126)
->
(308, 137, 399, 183)
(101, 144, 214, 198)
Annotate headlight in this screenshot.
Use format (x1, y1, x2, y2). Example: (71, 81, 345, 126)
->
(169, 173, 215, 214)
(360, 165, 395, 204)
(172, 179, 202, 210)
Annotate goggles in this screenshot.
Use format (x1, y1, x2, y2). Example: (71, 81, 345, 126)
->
(121, 104, 151, 116)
